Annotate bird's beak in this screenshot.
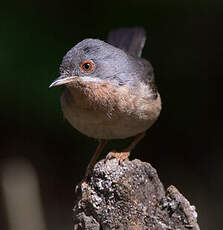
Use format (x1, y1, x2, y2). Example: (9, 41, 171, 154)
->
(49, 76, 78, 88)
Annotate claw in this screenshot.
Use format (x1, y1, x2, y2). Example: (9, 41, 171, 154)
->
(105, 151, 130, 164)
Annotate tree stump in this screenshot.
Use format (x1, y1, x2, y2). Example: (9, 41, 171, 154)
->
(73, 157, 200, 230)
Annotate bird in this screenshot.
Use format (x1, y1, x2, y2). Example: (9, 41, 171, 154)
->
(49, 27, 161, 178)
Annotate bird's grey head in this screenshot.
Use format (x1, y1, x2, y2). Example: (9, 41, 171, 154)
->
(49, 38, 143, 88)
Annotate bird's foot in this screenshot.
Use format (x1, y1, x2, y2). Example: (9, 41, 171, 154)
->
(75, 179, 85, 192)
(75, 166, 93, 192)
(105, 151, 130, 164)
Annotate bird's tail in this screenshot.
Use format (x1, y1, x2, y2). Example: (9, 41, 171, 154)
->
(107, 27, 146, 57)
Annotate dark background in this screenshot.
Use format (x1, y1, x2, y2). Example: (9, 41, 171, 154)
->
(0, 0, 222, 229)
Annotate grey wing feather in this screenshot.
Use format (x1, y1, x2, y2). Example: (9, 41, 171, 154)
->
(141, 59, 158, 99)
(107, 27, 146, 57)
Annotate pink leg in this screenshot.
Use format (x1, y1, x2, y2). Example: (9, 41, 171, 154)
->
(85, 140, 108, 178)
(123, 132, 146, 152)
(106, 132, 146, 161)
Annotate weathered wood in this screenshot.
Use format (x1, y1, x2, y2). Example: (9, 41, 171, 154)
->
(73, 156, 200, 230)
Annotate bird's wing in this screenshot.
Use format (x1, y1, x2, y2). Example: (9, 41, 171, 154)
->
(107, 27, 146, 58)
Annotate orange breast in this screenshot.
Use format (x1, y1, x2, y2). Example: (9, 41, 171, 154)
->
(60, 79, 161, 139)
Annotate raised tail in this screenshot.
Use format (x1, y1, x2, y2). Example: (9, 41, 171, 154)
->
(107, 27, 146, 57)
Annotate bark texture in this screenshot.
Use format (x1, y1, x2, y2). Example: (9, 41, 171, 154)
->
(73, 157, 200, 230)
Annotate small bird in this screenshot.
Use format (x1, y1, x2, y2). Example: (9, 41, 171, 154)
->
(50, 28, 161, 178)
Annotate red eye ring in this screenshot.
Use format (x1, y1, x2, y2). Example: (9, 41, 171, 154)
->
(80, 60, 95, 73)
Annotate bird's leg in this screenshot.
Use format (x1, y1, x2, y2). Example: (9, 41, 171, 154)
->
(85, 139, 107, 179)
(122, 132, 146, 152)
(106, 132, 146, 161)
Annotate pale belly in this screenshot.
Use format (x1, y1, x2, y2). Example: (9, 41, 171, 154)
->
(60, 82, 161, 140)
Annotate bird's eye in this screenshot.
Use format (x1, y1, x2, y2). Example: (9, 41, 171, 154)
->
(80, 60, 95, 73)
